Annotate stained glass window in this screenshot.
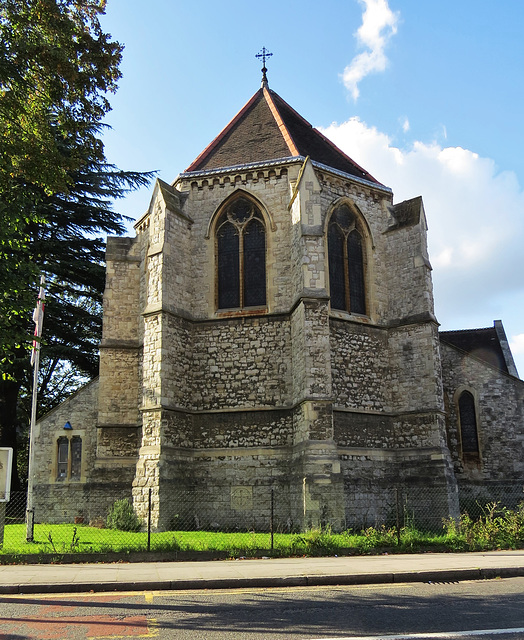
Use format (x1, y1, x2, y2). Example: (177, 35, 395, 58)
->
(328, 224, 346, 310)
(217, 223, 240, 309)
(71, 436, 82, 480)
(57, 435, 83, 481)
(458, 391, 479, 455)
(243, 219, 266, 307)
(348, 230, 366, 314)
(328, 204, 367, 315)
(216, 197, 266, 310)
(57, 437, 68, 480)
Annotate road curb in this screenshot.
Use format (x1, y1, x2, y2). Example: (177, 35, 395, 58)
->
(2, 566, 524, 595)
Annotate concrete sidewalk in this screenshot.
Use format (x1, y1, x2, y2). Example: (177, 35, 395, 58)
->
(1, 550, 524, 594)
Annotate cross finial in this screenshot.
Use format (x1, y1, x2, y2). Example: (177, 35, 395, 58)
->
(255, 47, 273, 88)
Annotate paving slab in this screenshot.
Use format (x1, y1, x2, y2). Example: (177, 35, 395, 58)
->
(0, 550, 523, 594)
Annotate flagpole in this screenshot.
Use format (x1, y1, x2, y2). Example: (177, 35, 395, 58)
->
(26, 338, 40, 542)
(26, 276, 45, 543)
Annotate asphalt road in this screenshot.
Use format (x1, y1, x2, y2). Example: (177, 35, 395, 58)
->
(1, 577, 524, 639)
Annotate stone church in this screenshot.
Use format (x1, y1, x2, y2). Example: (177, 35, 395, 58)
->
(32, 72, 524, 531)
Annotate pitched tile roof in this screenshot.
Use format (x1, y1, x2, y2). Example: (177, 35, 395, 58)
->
(185, 87, 383, 185)
(440, 326, 510, 374)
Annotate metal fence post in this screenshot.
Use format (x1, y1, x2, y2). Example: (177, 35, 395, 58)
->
(147, 488, 152, 552)
(270, 488, 274, 551)
(395, 486, 401, 546)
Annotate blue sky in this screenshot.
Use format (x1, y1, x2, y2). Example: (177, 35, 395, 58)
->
(100, 0, 524, 376)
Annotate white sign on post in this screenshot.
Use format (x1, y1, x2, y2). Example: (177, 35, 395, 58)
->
(0, 448, 13, 503)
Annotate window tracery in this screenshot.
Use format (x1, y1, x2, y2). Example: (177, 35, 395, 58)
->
(328, 203, 366, 314)
(216, 197, 266, 310)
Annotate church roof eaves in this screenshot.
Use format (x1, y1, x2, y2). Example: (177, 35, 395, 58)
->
(309, 159, 392, 194)
(439, 325, 517, 377)
(178, 155, 392, 195)
(179, 155, 301, 179)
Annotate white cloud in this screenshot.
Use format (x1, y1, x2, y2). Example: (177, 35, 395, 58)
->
(320, 117, 524, 376)
(401, 117, 410, 133)
(342, 0, 400, 100)
(511, 334, 524, 356)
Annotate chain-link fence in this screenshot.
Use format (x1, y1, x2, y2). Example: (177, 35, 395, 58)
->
(1, 484, 523, 558)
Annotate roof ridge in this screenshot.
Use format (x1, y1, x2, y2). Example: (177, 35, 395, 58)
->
(262, 87, 300, 157)
(310, 118, 382, 185)
(268, 89, 383, 185)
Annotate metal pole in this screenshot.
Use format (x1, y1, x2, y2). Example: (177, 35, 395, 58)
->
(395, 486, 401, 546)
(25, 339, 40, 543)
(270, 488, 274, 551)
(26, 275, 45, 543)
(147, 487, 152, 552)
(0, 502, 5, 549)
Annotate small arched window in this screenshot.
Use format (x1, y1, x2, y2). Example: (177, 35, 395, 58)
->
(56, 435, 82, 481)
(328, 204, 366, 314)
(216, 196, 266, 310)
(458, 391, 480, 459)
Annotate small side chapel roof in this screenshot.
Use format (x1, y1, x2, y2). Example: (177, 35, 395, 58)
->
(440, 321, 519, 378)
(185, 87, 383, 186)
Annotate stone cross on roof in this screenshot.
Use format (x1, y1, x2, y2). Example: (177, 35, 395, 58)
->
(256, 47, 273, 87)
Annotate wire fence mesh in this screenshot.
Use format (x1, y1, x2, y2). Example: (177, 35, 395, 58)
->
(1, 484, 523, 558)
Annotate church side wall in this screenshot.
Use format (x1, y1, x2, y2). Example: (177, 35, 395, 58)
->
(330, 319, 390, 412)
(191, 315, 292, 410)
(440, 342, 524, 491)
(32, 380, 108, 524)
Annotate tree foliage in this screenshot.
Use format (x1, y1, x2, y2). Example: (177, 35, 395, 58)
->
(0, 0, 122, 192)
(0, 0, 154, 486)
(0, 0, 125, 363)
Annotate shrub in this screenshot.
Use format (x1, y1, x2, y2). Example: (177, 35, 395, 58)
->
(106, 499, 142, 532)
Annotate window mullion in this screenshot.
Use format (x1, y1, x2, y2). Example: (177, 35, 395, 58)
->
(67, 438, 72, 481)
(343, 234, 350, 312)
(239, 228, 244, 308)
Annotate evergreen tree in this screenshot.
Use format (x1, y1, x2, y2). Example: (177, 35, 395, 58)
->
(0, 0, 154, 486)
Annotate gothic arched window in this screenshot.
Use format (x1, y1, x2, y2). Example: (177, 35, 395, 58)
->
(328, 204, 366, 314)
(458, 390, 480, 458)
(217, 197, 266, 310)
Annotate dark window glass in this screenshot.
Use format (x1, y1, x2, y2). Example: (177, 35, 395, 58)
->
(71, 436, 82, 479)
(217, 222, 240, 309)
(57, 437, 68, 480)
(459, 391, 479, 454)
(328, 205, 366, 314)
(328, 223, 346, 310)
(216, 197, 267, 311)
(348, 230, 366, 314)
(243, 219, 266, 307)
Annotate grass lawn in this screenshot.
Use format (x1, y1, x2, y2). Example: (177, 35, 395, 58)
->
(1, 503, 523, 558)
(0, 523, 455, 557)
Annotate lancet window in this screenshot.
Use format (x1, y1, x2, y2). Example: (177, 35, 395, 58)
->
(216, 196, 266, 310)
(458, 390, 480, 459)
(56, 435, 82, 481)
(328, 203, 366, 314)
